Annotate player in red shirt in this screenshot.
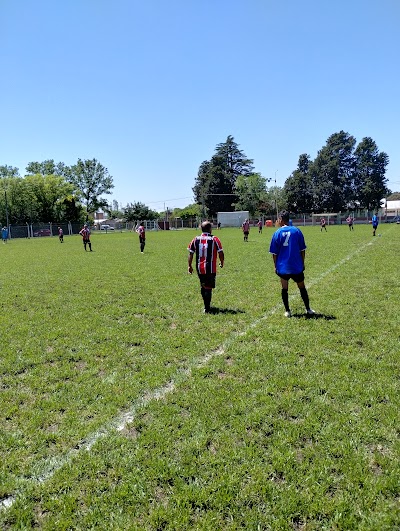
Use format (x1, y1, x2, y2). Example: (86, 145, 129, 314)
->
(188, 220, 224, 313)
(242, 219, 250, 241)
(79, 224, 92, 251)
(135, 222, 146, 253)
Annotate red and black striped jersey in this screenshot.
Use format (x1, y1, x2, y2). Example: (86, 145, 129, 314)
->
(188, 233, 223, 274)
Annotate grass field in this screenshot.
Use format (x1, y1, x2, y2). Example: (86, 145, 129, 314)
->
(0, 224, 399, 530)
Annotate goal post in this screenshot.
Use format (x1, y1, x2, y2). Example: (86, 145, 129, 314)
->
(217, 211, 249, 228)
(311, 213, 339, 226)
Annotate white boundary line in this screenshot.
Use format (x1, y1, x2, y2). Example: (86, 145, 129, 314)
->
(0, 238, 376, 512)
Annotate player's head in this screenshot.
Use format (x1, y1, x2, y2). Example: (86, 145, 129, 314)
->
(201, 220, 212, 233)
(279, 210, 290, 224)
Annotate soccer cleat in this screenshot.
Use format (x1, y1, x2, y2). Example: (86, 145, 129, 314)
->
(284, 310, 292, 318)
(306, 309, 315, 316)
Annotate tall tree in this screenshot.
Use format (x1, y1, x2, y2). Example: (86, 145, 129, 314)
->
(193, 136, 254, 216)
(309, 131, 356, 212)
(284, 154, 314, 213)
(353, 137, 389, 211)
(234, 173, 270, 216)
(69, 158, 114, 216)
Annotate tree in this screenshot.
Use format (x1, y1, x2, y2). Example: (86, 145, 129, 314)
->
(0, 165, 20, 178)
(124, 202, 158, 222)
(284, 154, 314, 214)
(25, 174, 77, 222)
(26, 160, 72, 180)
(353, 137, 389, 211)
(69, 158, 114, 216)
(0, 177, 32, 225)
(387, 192, 400, 200)
(309, 131, 356, 212)
(193, 136, 254, 217)
(172, 204, 201, 220)
(234, 173, 270, 216)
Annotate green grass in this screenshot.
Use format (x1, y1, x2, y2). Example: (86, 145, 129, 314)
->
(1, 225, 399, 530)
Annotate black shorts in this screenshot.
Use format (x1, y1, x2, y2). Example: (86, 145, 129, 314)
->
(277, 272, 305, 283)
(198, 273, 216, 289)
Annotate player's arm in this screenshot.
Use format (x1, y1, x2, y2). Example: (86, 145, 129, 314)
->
(218, 250, 224, 268)
(301, 250, 305, 268)
(188, 251, 194, 274)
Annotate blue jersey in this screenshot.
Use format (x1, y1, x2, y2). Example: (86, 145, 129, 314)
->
(372, 215, 378, 227)
(269, 225, 306, 275)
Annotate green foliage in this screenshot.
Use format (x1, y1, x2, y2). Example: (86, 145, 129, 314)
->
(310, 130, 357, 212)
(285, 154, 314, 213)
(193, 135, 254, 216)
(387, 191, 400, 200)
(0, 175, 81, 224)
(172, 203, 201, 220)
(0, 165, 20, 178)
(234, 173, 270, 216)
(353, 137, 390, 211)
(69, 158, 114, 215)
(0, 226, 400, 529)
(124, 201, 158, 221)
(286, 132, 389, 213)
(25, 159, 71, 178)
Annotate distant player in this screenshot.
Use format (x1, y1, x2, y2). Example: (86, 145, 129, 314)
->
(2, 226, 8, 243)
(257, 220, 263, 234)
(188, 220, 224, 314)
(269, 210, 315, 318)
(79, 223, 92, 251)
(58, 227, 64, 243)
(320, 218, 327, 232)
(371, 213, 379, 236)
(346, 215, 354, 231)
(136, 222, 146, 253)
(242, 219, 250, 242)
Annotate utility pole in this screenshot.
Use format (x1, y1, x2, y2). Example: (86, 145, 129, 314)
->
(5, 190, 9, 229)
(274, 170, 279, 219)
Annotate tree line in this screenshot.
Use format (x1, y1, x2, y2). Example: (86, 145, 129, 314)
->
(1, 131, 390, 226)
(193, 132, 390, 218)
(0, 159, 114, 225)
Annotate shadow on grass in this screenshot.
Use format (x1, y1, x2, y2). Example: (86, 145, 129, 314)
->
(208, 307, 245, 315)
(293, 312, 336, 321)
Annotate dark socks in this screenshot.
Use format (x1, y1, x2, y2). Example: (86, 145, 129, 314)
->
(281, 288, 290, 312)
(201, 287, 212, 311)
(300, 287, 310, 310)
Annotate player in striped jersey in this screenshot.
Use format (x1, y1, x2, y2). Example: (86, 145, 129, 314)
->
(188, 221, 224, 314)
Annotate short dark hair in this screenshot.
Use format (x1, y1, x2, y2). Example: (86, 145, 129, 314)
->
(279, 210, 290, 223)
(201, 220, 212, 233)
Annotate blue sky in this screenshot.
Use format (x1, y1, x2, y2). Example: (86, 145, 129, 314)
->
(1, 0, 399, 211)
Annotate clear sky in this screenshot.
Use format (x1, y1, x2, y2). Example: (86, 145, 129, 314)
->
(1, 0, 399, 211)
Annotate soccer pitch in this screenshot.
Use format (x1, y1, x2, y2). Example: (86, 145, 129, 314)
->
(1, 225, 399, 529)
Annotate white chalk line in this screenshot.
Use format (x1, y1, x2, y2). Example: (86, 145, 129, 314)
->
(0, 238, 377, 511)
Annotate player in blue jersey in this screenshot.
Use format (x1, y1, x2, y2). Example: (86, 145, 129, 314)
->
(269, 210, 315, 318)
(371, 213, 378, 236)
